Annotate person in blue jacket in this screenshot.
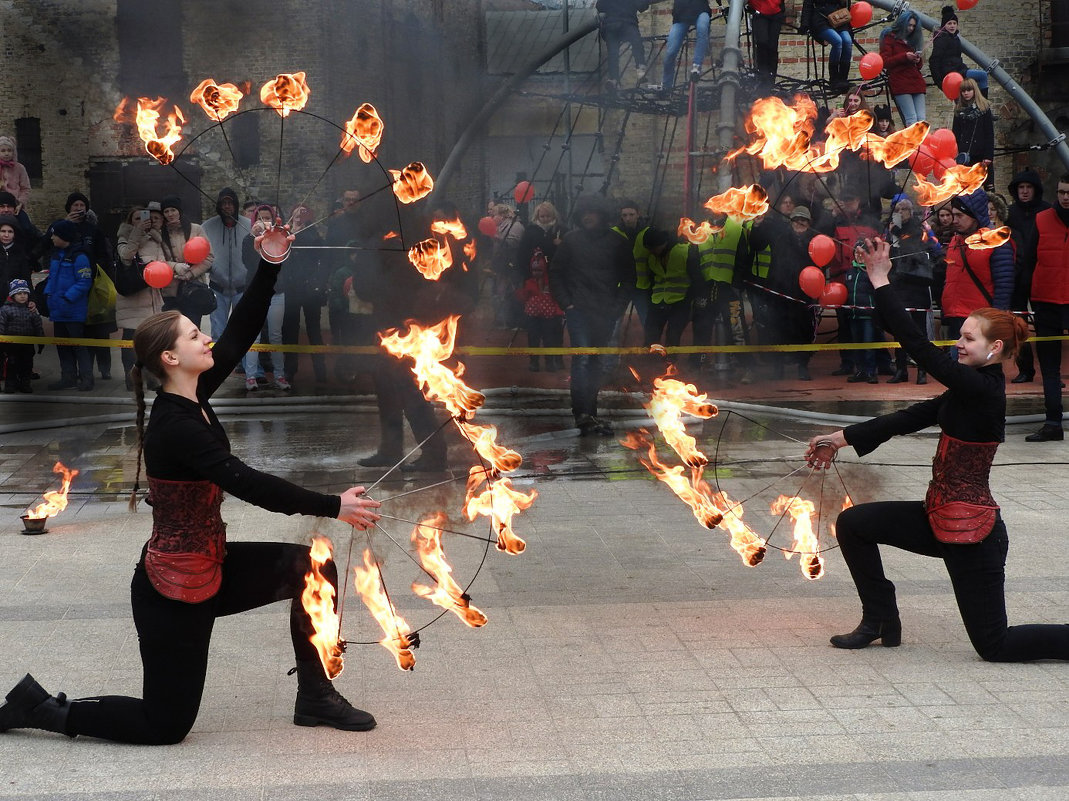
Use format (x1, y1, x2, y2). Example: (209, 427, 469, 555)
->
(44, 219, 94, 391)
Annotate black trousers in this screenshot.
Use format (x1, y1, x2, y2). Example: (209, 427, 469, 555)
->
(836, 501, 1069, 662)
(281, 294, 326, 382)
(66, 542, 331, 744)
(1032, 301, 1069, 425)
(749, 12, 783, 86)
(601, 19, 646, 81)
(371, 356, 447, 461)
(644, 300, 691, 348)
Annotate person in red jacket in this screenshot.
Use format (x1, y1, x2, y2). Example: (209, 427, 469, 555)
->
(1023, 174, 1069, 442)
(940, 190, 1014, 342)
(878, 10, 927, 127)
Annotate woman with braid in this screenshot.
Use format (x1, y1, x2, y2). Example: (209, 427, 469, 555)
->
(0, 228, 381, 743)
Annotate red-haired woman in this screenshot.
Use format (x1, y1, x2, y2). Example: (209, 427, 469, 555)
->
(806, 239, 1069, 662)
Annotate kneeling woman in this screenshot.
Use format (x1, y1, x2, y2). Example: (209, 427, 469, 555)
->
(0, 232, 382, 743)
(806, 239, 1069, 662)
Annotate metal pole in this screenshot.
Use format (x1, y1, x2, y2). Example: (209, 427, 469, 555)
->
(564, 0, 574, 202)
(866, 0, 1069, 173)
(685, 79, 697, 215)
(717, 0, 746, 191)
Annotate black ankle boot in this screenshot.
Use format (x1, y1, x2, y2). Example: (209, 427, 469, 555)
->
(292, 660, 376, 731)
(915, 369, 927, 385)
(0, 674, 74, 736)
(830, 617, 902, 649)
(887, 369, 908, 384)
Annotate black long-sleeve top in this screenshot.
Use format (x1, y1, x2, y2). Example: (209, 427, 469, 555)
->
(143, 259, 340, 519)
(845, 284, 1005, 456)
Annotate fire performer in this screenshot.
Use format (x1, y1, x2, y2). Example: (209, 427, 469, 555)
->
(0, 233, 382, 743)
(805, 238, 1069, 662)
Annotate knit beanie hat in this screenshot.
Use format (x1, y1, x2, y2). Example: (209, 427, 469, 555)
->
(65, 191, 90, 212)
(950, 189, 991, 227)
(941, 5, 958, 25)
(0, 191, 18, 208)
(160, 195, 183, 213)
(8, 278, 31, 296)
(874, 104, 893, 122)
(50, 219, 80, 244)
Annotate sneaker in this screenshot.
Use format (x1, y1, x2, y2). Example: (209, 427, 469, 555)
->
(274, 377, 292, 391)
(591, 416, 614, 436)
(245, 378, 258, 391)
(690, 65, 701, 79)
(645, 83, 663, 92)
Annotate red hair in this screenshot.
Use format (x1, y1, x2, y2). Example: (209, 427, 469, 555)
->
(970, 308, 1030, 359)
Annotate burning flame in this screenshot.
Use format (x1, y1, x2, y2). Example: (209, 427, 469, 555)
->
(113, 97, 130, 123)
(132, 97, 185, 166)
(648, 376, 719, 468)
(703, 185, 769, 221)
(24, 462, 79, 519)
(828, 495, 854, 539)
(259, 72, 310, 117)
(456, 421, 523, 474)
(383, 230, 399, 240)
(340, 102, 384, 162)
(965, 226, 1012, 250)
(913, 163, 989, 207)
(709, 491, 767, 566)
(189, 78, 244, 122)
(431, 217, 468, 240)
(389, 162, 434, 204)
(621, 431, 723, 529)
(464, 468, 535, 554)
(677, 217, 721, 244)
(410, 512, 488, 627)
(301, 536, 343, 679)
(379, 316, 485, 419)
(408, 237, 453, 281)
(353, 549, 416, 670)
(863, 121, 930, 169)
(769, 495, 824, 580)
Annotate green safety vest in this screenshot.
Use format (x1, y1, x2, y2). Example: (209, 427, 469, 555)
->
(698, 218, 745, 284)
(743, 220, 770, 280)
(647, 243, 691, 305)
(613, 225, 652, 289)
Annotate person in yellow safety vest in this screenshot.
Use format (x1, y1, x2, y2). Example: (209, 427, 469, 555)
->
(642, 227, 700, 350)
(610, 200, 652, 328)
(743, 194, 789, 374)
(691, 214, 753, 382)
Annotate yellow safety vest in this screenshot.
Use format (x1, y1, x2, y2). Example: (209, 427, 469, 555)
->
(613, 225, 652, 290)
(698, 218, 745, 284)
(647, 243, 691, 305)
(743, 220, 770, 279)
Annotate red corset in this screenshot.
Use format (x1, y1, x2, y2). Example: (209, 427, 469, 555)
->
(924, 432, 999, 510)
(144, 477, 227, 603)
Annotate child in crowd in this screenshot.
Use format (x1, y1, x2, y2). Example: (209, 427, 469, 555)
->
(0, 278, 43, 393)
(0, 136, 31, 210)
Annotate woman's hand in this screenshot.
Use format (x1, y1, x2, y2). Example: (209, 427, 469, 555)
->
(337, 486, 381, 530)
(253, 218, 295, 256)
(805, 430, 847, 470)
(859, 237, 892, 288)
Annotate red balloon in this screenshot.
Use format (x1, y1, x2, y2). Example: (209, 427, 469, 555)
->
(183, 236, 211, 264)
(858, 53, 884, 81)
(799, 266, 826, 300)
(808, 234, 836, 268)
(477, 216, 497, 237)
(908, 145, 937, 177)
(933, 156, 958, 180)
(850, 1, 873, 27)
(956, 0, 978, 9)
(513, 181, 535, 205)
(143, 260, 173, 289)
(926, 128, 959, 161)
(942, 71, 963, 100)
(820, 281, 848, 307)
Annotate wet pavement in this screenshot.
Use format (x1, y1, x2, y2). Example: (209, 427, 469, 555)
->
(1, 335, 1067, 800)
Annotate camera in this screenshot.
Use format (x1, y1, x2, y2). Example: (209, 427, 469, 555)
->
(139, 209, 150, 222)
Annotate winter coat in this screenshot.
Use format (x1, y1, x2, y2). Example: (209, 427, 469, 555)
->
(952, 105, 995, 165)
(549, 224, 634, 312)
(879, 32, 927, 96)
(889, 216, 935, 285)
(128, 221, 213, 298)
(671, 0, 712, 24)
(929, 28, 967, 88)
(0, 161, 31, 207)
(517, 222, 564, 281)
(1006, 168, 1052, 240)
(1028, 206, 1069, 305)
(201, 208, 251, 294)
(0, 237, 33, 292)
(44, 246, 93, 323)
(0, 298, 43, 338)
(747, 215, 818, 301)
(278, 225, 329, 302)
(114, 220, 163, 331)
(596, 0, 650, 23)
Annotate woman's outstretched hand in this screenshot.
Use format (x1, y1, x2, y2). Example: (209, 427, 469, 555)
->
(253, 217, 295, 256)
(805, 430, 847, 470)
(859, 237, 893, 288)
(338, 486, 381, 530)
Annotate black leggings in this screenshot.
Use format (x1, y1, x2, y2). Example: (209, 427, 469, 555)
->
(66, 542, 332, 744)
(836, 501, 1069, 662)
